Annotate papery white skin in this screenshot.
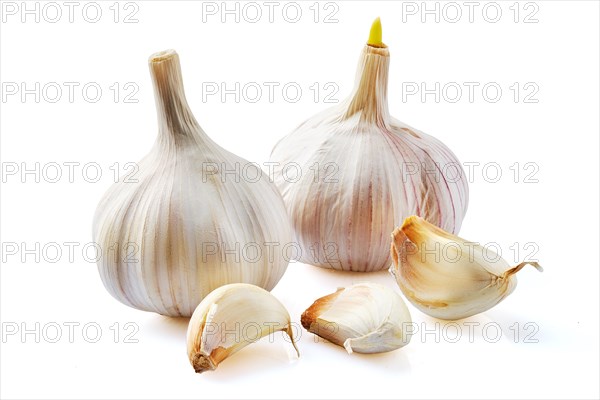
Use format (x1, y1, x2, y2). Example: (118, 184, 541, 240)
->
(93, 50, 292, 317)
(301, 282, 412, 354)
(187, 283, 299, 373)
(270, 43, 468, 272)
(390, 216, 542, 320)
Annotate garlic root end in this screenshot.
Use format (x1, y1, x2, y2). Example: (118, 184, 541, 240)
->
(192, 353, 216, 374)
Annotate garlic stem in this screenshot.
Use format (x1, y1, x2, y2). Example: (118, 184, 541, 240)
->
(149, 49, 199, 141)
(345, 20, 390, 124)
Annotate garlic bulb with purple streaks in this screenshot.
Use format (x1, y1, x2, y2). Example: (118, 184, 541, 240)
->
(270, 19, 468, 272)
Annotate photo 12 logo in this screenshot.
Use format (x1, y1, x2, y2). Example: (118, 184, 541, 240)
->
(200, 1, 340, 23)
(200, 81, 339, 104)
(401, 82, 540, 104)
(402, 321, 540, 344)
(1, 1, 140, 23)
(1, 82, 140, 104)
(2, 321, 140, 343)
(1, 161, 140, 184)
(401, 1, 540, 24)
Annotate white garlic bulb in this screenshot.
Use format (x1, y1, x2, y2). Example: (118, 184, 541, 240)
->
(390, 216, 542, 320)
(187, 283, 298, 373)
(301, 282, 412, 354)
(93, 50, 292, 317)
(270, 19, 469, 272)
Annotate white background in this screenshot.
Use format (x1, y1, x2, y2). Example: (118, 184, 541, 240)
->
(1, 1, 599, 398)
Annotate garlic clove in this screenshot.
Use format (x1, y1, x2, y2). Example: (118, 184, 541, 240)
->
(93, 50, 292, 317)
(270, 19, 468, 272)
(301, 282, 412, 354)
(390, 215, 543, 320)
(187, 283, 299, 373)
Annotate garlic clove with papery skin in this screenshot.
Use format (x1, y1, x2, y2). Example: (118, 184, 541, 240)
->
(301, 282, 412, 354)
(186, 283, 299, 373)
(93, 50, 292, 317)
(270, 19, 469, 272)
(390, 216, 542, 320)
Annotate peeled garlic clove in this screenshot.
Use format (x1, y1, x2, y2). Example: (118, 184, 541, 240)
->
(301, 282, 412, 354)
(270, 18, 468, 272)
(187, 283, 299, 373)
(390, 216, 543, 320)
(93, 50, 292, 317)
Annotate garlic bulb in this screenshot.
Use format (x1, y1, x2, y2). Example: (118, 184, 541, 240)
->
(390, 216, 542, 320)
(187, 283, 299, 373)
(93, 50, 292, 317)
(270, 19, 468, 272)
(301, 282, 412, 354)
